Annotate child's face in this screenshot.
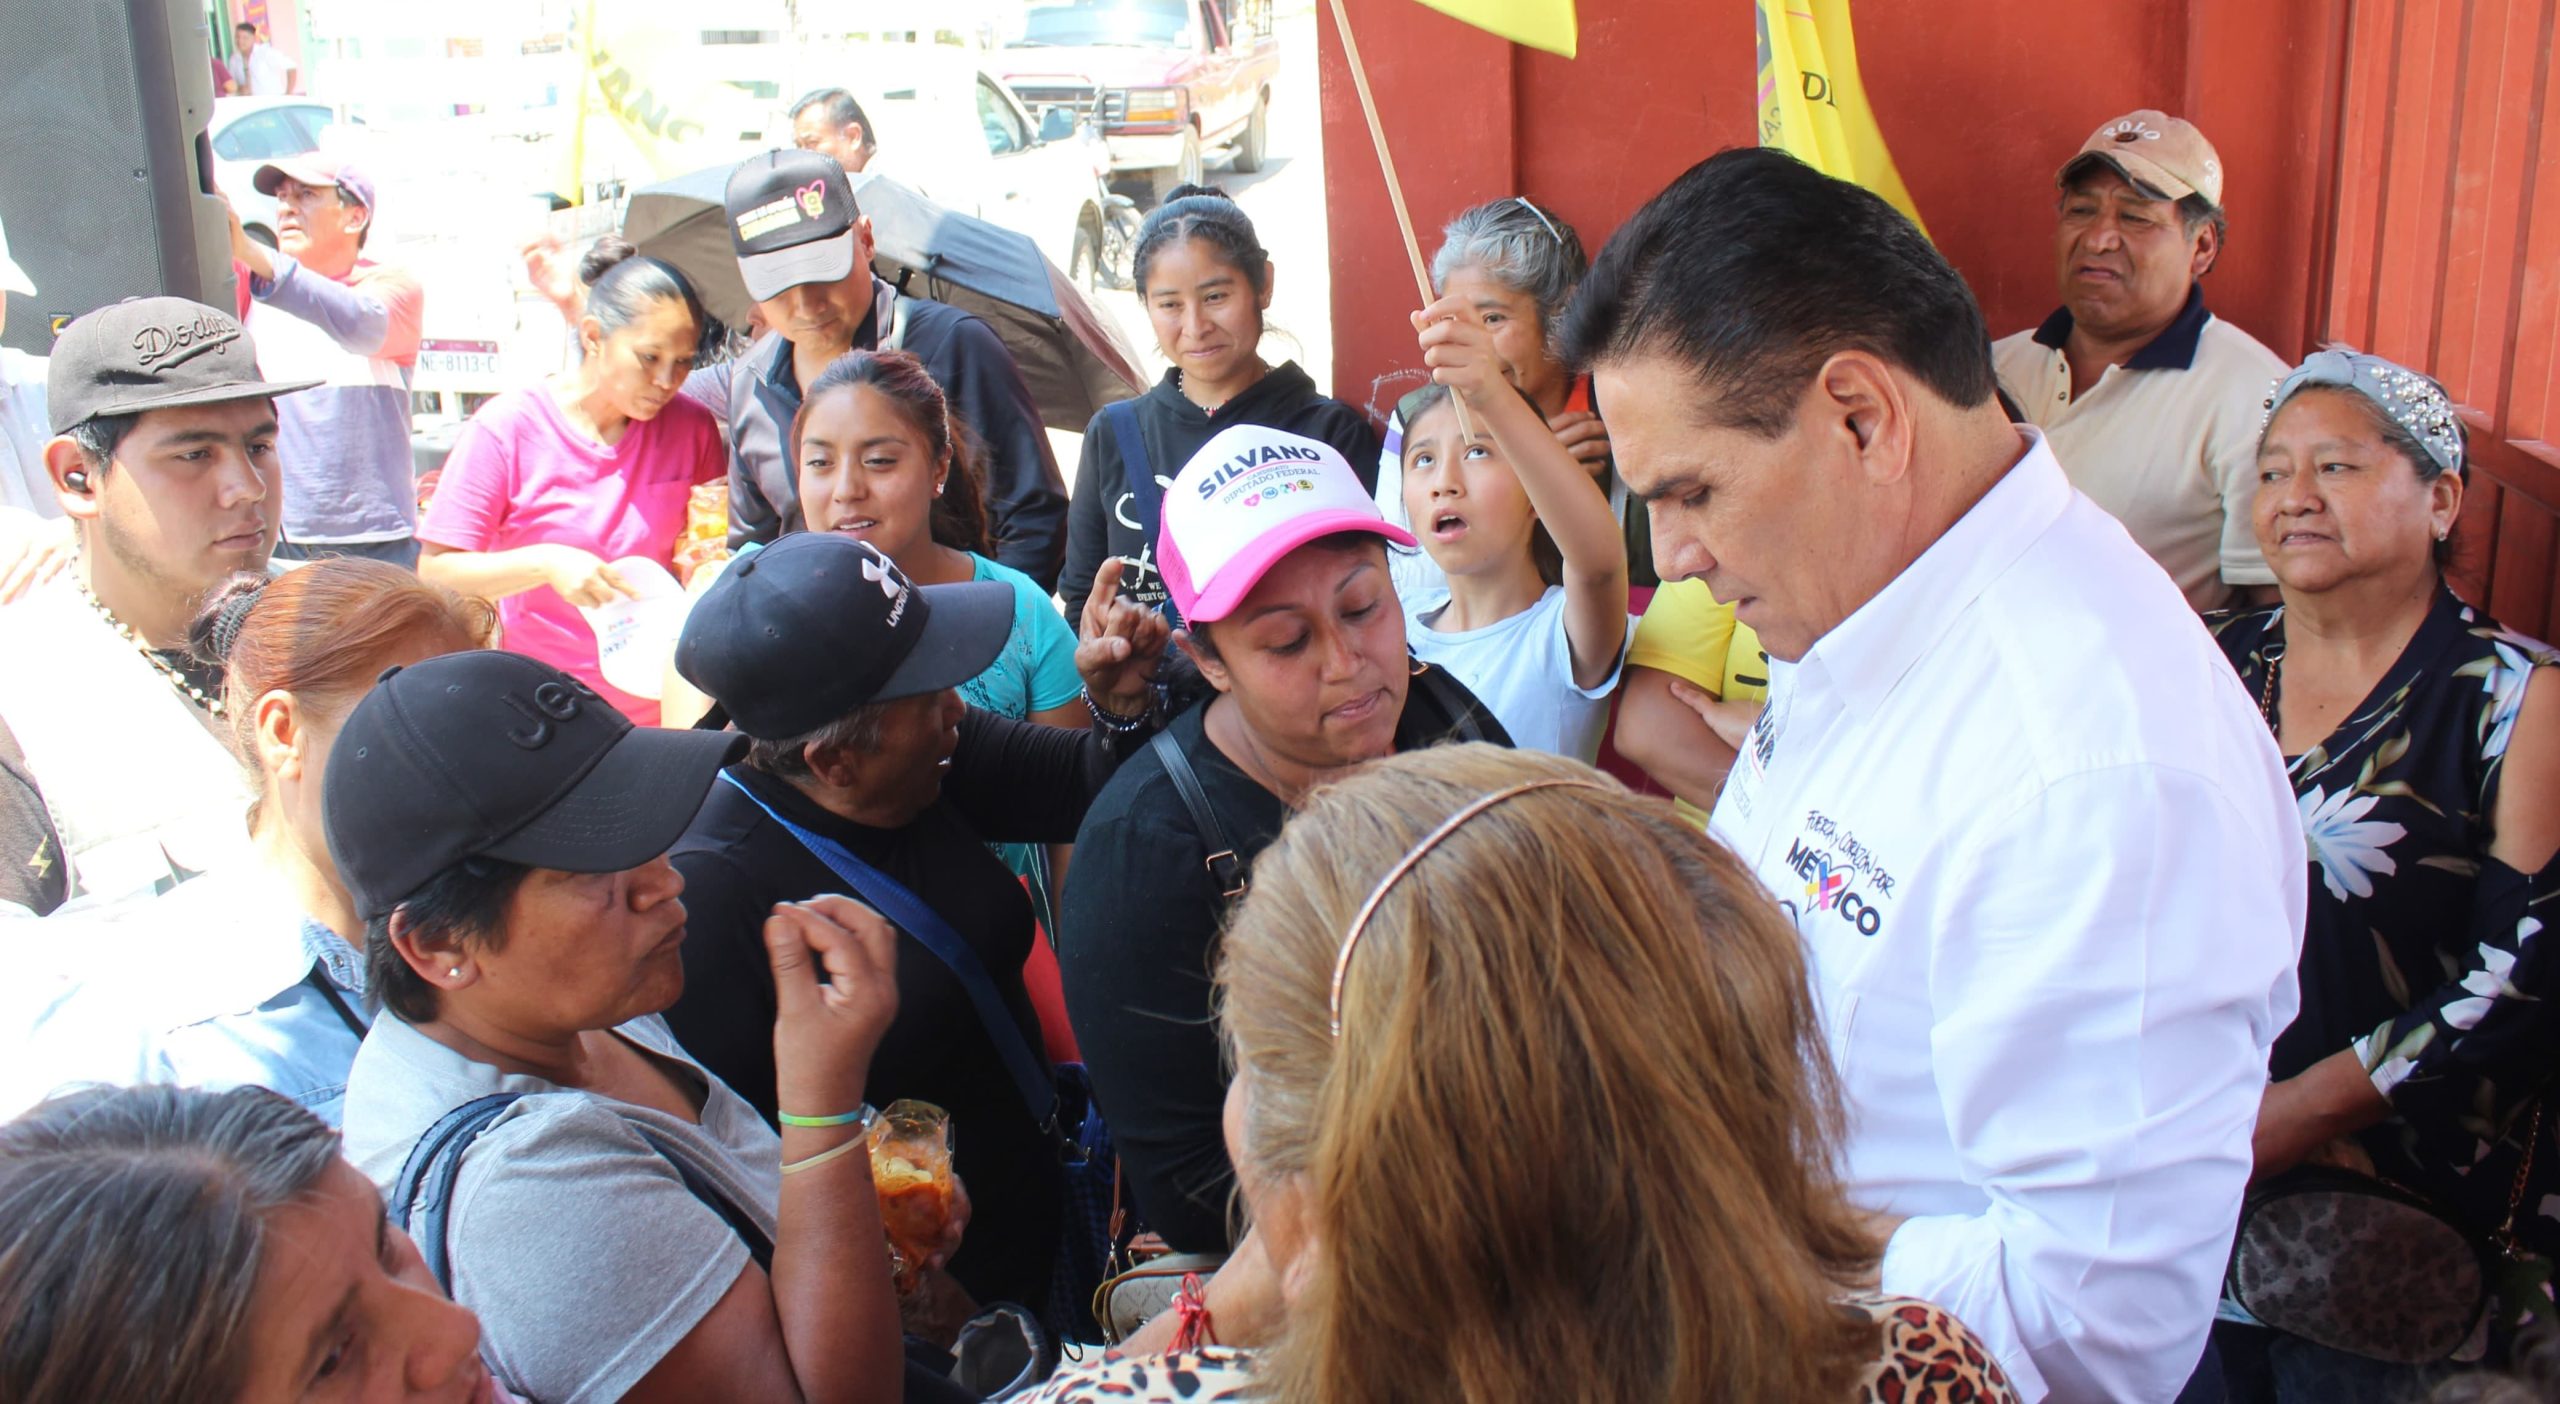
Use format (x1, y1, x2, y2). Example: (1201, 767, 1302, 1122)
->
(1401, 398, 1536, 577)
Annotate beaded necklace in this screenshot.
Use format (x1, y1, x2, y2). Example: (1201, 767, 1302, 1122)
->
(71, 564, 225, 718)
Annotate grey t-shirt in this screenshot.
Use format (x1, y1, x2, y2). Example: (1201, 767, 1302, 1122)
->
(342, 1014, 781, 1404)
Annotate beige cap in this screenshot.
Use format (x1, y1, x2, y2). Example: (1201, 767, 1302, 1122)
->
(2060, 110, 2223, 208)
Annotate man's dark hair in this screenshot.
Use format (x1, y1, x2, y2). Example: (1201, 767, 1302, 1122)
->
(1559, 147, 1998, 437)
(234, 20, 255, 33)
(365, 857, 530, 1024)
(2177, 194, 2228, 270)
(745, 701, 893, 780)
(789, 87, 877, 154)
(61, 413, 139, 476)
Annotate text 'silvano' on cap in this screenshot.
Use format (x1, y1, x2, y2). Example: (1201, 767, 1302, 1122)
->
(45, 296, 320, 436)
(322, 650, 746, 920)
(726, 149, 863, 302)
(1159, 424, 1416, 624)
(674, 535, 1015, 741)
(2061, 109, 2224, 208)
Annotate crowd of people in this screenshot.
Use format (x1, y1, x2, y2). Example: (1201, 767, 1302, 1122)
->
(0, 96, 2553, 1404)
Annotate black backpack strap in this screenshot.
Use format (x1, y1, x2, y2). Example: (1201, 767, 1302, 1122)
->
(1149, 729, 1245, 899)
(389, 1093, 525, 1294)
(389, 1092, 775, 1295)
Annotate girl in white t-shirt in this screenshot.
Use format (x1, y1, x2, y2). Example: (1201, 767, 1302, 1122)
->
(1399, 300, 1629, 761)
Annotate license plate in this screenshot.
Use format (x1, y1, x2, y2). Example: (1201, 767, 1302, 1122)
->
(417, 340, 501, 378)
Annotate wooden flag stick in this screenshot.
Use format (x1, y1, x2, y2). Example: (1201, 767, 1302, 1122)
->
(1324, 0, 1482, 439)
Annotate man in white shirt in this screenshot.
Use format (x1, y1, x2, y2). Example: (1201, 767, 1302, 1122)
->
(0, 297, 316, 903)
(237, 22, 297, 97)
(0, 211, 69, 607)
(1991, 111, 2288, 613)
(1565, 148, 2304, 1402)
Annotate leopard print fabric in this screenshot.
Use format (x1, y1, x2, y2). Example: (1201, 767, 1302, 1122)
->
(1019, 1296, 2016, 1402)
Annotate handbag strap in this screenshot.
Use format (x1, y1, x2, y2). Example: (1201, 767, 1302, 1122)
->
(1148, 729, 1246, 899)
(1106, 398, 1183, 630)
(719, 771, 1061, 1132)
(391, 1091, 774, 1294)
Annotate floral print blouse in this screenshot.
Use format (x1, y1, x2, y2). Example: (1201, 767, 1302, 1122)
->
(2214, 587, 2560, 1253)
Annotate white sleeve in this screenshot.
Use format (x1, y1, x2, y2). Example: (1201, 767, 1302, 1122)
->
(1883, 763, 2300, 1403)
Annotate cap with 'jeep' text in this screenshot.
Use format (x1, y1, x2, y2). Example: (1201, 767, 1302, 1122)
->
(727, 149, 864, 303)
(322, 650, 746, 920)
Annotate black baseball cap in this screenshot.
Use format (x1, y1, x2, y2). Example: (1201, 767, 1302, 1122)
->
(46, 297, 319, 436)
(726, 148, 864, 302)
(675, 535, 1015, 740)
(323, 651, 747, 920)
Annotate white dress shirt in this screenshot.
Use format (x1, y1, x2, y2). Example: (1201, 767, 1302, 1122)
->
(1710, 430, 2303, 1403)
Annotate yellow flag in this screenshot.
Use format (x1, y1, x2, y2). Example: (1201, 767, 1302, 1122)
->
(1755, 0, 1926, 235)
(1411, 0, 1578, 57)
(557, 1, 768, 204)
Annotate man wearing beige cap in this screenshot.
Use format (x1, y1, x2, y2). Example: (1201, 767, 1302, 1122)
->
(1993, 110, 2288, 612)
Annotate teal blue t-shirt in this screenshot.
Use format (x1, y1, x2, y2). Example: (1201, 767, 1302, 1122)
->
(958, 553, 1082, 721)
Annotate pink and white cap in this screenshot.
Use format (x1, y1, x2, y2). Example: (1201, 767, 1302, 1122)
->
(1159, 424, 1416, 624)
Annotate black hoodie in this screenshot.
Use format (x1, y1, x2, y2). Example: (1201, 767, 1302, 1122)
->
(1059, 362, 1382, 610)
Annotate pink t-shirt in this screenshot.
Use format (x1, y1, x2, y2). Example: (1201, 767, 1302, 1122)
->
(422, 385, 725, 725)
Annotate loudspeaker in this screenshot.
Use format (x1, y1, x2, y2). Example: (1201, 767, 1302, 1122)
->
(0, 0, 236, 355)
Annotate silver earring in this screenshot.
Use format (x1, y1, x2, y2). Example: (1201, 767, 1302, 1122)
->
(446, 967, 461, 977)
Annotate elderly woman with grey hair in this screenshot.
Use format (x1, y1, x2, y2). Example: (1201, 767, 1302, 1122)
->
(1372, 196, 1655, 598)
(2211, 350, 2560, 1399)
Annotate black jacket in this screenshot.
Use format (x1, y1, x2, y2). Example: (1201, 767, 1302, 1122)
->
(1059, 363, 1381, 611)
(1056, 666, 1508, 1252)
(665, 709, 1143, 1310)
(683, 277, 1070, 591)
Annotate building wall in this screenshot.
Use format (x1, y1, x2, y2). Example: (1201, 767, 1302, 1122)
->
(1318, 0, 2559, 627)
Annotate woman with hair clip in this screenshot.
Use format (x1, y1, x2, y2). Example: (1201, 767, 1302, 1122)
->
(0, 1083, 512, 1404)
(1035, 745, 2013, 1403)
(3, 559, 488, 1125)
(419, 235, 727, 725)
(1056, 184, 1380, 616)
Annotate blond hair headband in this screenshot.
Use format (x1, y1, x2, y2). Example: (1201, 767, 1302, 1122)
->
(1327, 778, 1609, 1038)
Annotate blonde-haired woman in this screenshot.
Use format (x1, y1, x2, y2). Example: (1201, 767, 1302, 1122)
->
(1027, 745, 2015, 1403)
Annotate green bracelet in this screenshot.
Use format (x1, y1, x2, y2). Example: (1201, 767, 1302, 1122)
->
(778, 1104, 877, 1129)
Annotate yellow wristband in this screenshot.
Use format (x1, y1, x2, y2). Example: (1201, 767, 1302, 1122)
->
(780, 1136, 870, 1176)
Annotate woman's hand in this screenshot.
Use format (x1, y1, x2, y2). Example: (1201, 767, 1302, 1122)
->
(764, 896, 903, 1114)
(1547, 408, 1611, 475)
(541, 544, 636, 607)
(522, 232, 585, 324)
(2250, 1049, 2393, 1183)
(1076, 558, 1171, 718)
(1411, 297, 1516, 407)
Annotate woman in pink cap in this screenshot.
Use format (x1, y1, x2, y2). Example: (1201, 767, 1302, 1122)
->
(1057, 424, 1508, 1265)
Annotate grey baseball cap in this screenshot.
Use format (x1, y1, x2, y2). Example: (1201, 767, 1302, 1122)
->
(45, 296, 318, 436)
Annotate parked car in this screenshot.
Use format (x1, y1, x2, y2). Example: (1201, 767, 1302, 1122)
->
(1000, 0, 1280, 204)
(208, 96, 353, 246)
(845, 49, 1139, 289)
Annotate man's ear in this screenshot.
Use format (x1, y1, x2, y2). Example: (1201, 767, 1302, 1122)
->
(42, 439, 103, 521)
(802, 736, 863, 789)
(853, 214, 877, 266)
(343, 200, 372, 241)
(1813, 351, 1915, 487)
(2190, 219, 2221, 281)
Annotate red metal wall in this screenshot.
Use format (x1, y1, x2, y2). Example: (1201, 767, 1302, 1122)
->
(1319, 0, 2560, 627)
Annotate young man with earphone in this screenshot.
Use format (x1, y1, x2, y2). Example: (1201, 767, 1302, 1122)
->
(0, 297, 315, 905)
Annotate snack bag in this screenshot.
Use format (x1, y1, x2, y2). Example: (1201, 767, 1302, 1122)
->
(868, 1100, 955, 1296)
